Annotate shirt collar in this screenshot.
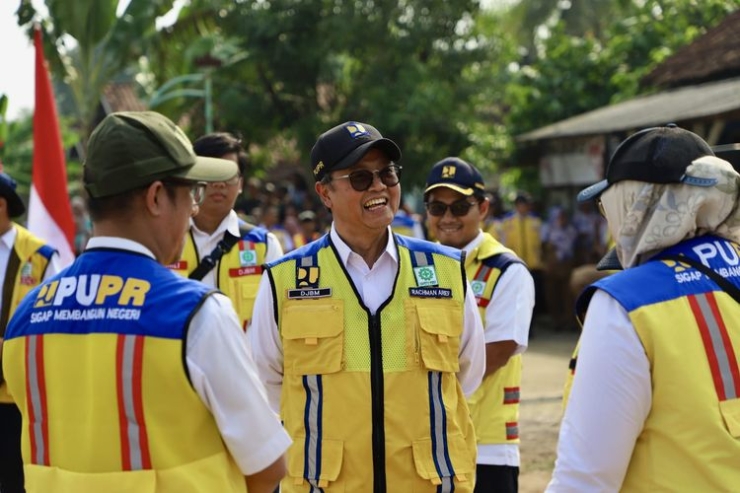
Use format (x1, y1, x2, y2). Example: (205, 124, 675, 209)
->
(0, 225, 17, 250)
(86, 237, 156, 259)
(329, 223, 398, 267)
(461, 230, 485, 256)
(190, 210, 240, 239)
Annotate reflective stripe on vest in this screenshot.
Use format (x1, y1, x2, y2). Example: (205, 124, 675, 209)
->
(506, 422, 519, 440)
(26, 334, 49, 466)
(503, 386, 520, 404)
(688, 292, 740, 400)
(116, 334, 152, 470)
(429, 371, 454, 492)
(472, 263, 494, 308)
(302, 374, 325, 492)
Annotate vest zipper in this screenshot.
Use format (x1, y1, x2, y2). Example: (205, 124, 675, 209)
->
(369, 314, 386, 493)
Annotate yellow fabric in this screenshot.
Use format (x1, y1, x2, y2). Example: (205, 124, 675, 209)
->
(621, 295, 740, 491)
(0, 224, 52, 403)
(174, 231, 267, 329)
(465, 234, 522, 444)
(3, 333, 246, 493)
(271, 242, 476, 492)
(500, 213, 542, 269)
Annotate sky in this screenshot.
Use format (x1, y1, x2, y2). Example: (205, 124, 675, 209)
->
(0, 2, 37, 121)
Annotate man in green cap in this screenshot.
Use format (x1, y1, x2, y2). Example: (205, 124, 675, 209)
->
(1, 111, 290, 493)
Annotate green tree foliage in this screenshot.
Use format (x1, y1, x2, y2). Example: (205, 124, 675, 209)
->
(504, 0, 740, 136)
(148, 0, 490, 187)
(16, 0, 175, 141)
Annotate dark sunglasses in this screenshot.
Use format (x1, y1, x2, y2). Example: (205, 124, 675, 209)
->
(331, 165, 402, 192)
(425, 199, 478, 217)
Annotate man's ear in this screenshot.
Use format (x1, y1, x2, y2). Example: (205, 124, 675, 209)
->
(144, 181, 166, 217)
(315, 181, 332, 209)
(479, 197, 490, 218)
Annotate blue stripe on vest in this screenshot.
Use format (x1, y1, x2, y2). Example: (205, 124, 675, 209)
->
(594, 235, 740, 312)
(6, 250, 211, 340)
(36, 244, 57, 260)
(396, 235, 462, 262)
(238, 220, 269, 243)
(267, 234, 330, 269)
(429, 372, 454, 493)
(302, 375, 324, 493)
(480, 251, 522, 271)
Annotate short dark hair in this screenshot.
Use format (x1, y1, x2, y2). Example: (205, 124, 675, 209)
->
(193, 132, 249, 176)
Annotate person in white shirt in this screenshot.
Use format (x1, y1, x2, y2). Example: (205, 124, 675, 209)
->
(169, 132, 283, 330)
(548, 125, 740, 492)
(424, 157, 534, 493)
(249, 121, 485, 492)
(0, 170, 61, 493)
(1, 111, 290, 493)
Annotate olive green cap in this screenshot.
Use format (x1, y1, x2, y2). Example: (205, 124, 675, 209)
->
(84, 111, 238, 198)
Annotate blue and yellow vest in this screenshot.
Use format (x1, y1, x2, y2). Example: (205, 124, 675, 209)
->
(2, 249, 246, 493)
(171, 221, 269, 329)
(268, 234, 476, 492)
(500, 212, 542, 270)
(465, 233, 523, 445)
(0, 224, 56, 403)
(576, 235, 740, 491)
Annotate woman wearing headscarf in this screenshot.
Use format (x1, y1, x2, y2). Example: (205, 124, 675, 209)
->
(547, 125, 740, 492)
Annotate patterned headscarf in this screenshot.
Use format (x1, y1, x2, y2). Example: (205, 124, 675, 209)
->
(600, 155, 740, 268)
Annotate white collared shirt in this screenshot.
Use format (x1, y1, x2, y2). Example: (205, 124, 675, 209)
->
(80, 237, 292, 475)
(462, 230, 535, 467)
(248, 223, 486, 413)
(190, 210, 284, 288)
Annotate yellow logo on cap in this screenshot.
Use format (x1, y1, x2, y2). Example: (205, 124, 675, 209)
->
(313, 161, 325, 176)
(442, 166, 456, 179)
(347, 123, 370, 138)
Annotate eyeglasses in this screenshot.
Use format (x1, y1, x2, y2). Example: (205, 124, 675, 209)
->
(163, 179, 207, 207)
(207, 174, 241, 187)
(330, 164, 402, 192)
(190, 182, 207, 206)
(425, 199, 478, 217)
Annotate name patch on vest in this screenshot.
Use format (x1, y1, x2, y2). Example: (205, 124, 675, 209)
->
(409, 287, 452, 298)
(167, 260, 188, 270)
(287, 288, 332, 299)
(229, 266, 263, 277)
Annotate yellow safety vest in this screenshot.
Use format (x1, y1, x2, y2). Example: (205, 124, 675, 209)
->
(171, 223, 268, 329)
(3, 249, 246, 493)
(269, 234, 476, 492)
(465, 233, 523, 444)
(577, 236, 740, 491)
(0, 224, 55, 403)
(500, 212, 542, 270)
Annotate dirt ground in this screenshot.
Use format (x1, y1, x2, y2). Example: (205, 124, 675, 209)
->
(517, 329, 579, 493)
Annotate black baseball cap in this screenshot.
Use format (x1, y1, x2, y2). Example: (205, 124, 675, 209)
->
(0, 172, 26, 218)
(577, 124, 715, 202)
(310, 121, 401, 182)
(424, 157, 486, 198)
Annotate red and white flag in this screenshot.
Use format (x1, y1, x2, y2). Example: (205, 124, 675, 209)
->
(28, 26, 75, 267)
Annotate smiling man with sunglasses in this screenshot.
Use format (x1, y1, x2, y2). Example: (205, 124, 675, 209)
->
(249, 121, 485, 492)
(425, 157, 534, 493)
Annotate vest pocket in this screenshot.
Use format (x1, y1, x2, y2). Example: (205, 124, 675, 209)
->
(719, 398, 740, 437)
(230, 278, 259, 327)
(411, 434, 474, 491)
(414, 301, 462, 373)
(286, 436, 344, 492)
(282, 299, 344, 375)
